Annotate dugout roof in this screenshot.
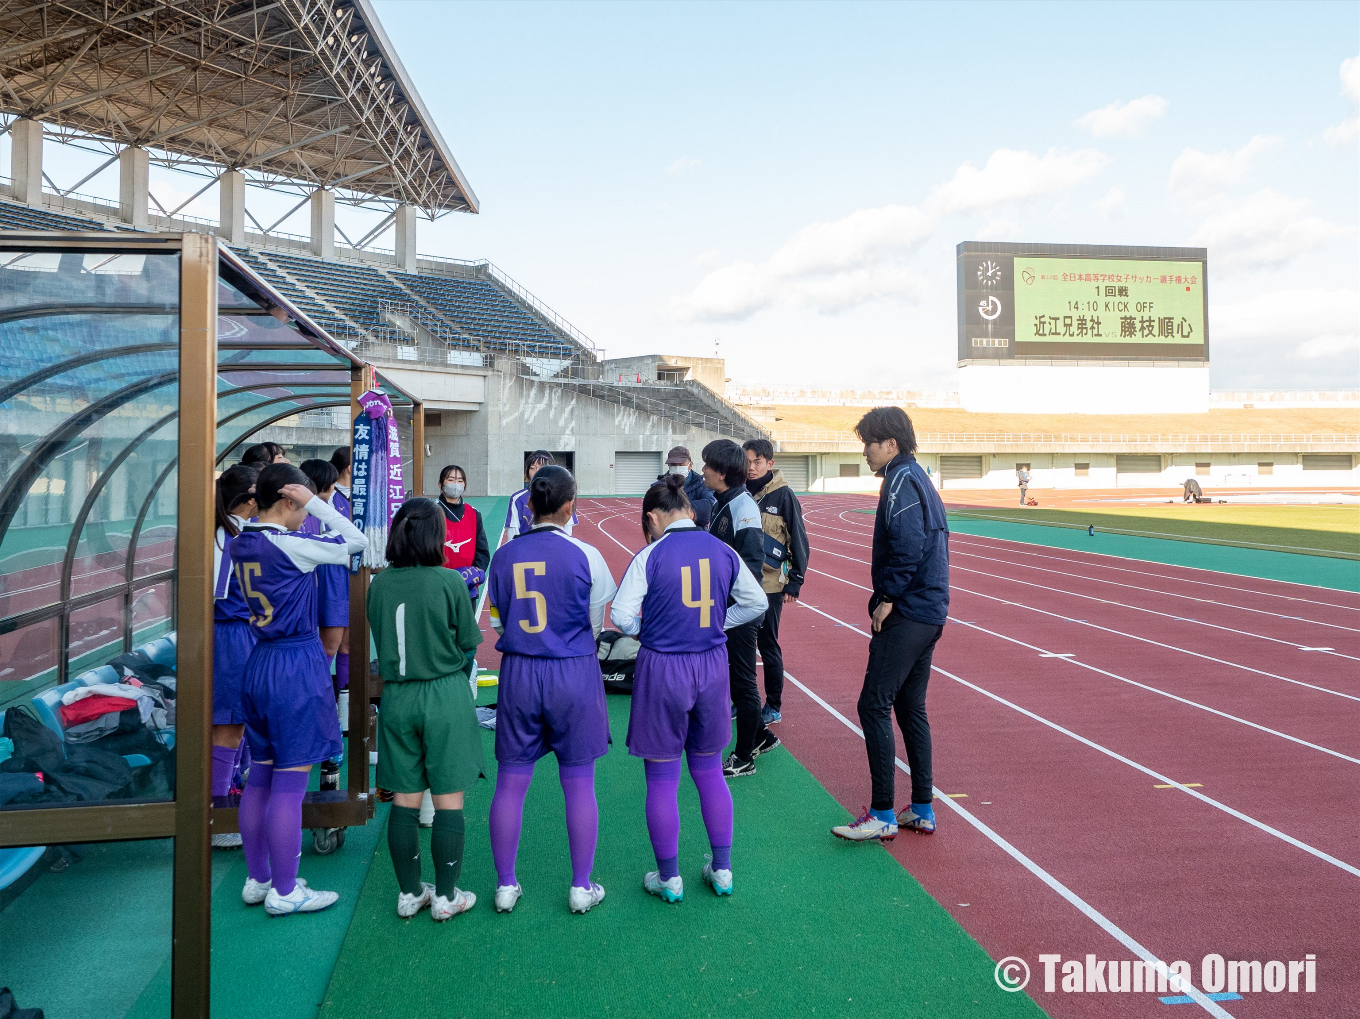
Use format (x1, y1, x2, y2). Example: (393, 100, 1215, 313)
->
(0, 0, 478, 215)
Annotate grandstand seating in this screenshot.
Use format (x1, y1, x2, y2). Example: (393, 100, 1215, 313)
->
(0, 200, 107, 232)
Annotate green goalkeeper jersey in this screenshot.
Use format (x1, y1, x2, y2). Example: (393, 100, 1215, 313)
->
(367, 565, 483, 683)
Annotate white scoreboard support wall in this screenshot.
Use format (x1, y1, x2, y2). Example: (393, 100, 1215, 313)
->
(959, 361, 1210, 413)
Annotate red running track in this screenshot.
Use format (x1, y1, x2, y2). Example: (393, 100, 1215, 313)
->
(511, 498, 1360, 1019)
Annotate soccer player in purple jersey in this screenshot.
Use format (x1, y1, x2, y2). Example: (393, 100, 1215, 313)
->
(211, 464, 258, 849)
(485, 465, 617, 914)
(229, 464, 368, 916)
(610, 474, 768, 901)
(501, 450, 578, 544)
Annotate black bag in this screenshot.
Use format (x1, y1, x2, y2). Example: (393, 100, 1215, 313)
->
(762, 531, 788, 574)
(597, 631, 640, 695)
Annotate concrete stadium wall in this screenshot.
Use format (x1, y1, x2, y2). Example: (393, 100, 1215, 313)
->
(420, 371, 728, 497)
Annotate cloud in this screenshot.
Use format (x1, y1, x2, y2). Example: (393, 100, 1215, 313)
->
(1212, 288, 1360, 382)
(665, 157, 701, 176)
(1168, 135, 1281, 195)
(926, 147, 1109, 215)
(1075, 95, 1168, 138)
(1323, 54, 1360, 146)
(1190, 189, 1343, 267)
(1093, 186, 1126, 219)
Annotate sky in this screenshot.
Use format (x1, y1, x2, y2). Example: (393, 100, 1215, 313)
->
(16, 1, 1360, 391)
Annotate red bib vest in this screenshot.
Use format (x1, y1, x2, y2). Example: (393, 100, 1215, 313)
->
(442, 503, 479, 570)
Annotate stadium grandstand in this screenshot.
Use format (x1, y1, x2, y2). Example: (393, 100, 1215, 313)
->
(0, 0, 763, 497)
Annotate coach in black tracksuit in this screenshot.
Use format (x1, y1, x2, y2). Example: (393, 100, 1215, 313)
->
(855, 407, 949, 833)
(742, 439, 810, 723)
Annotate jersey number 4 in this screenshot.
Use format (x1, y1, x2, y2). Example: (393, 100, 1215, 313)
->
(234, 562, 274, 628)
(513, 561, 548, 633)
(681, 558, 715, 629)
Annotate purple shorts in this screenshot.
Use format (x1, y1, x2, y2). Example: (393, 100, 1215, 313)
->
(212, 618, 256, 725)
(316, 563, 349, 628)
(626, 644, 731, 759)
(241, 633, 342, 768)
(495, 653, 610, 767)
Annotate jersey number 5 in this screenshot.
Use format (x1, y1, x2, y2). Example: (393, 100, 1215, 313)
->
(681, 558, 714, 629)
(513, 561, 548, 633)
(234, 562, 274, 627)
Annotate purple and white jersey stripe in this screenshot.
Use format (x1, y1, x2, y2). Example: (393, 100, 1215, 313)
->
(504, 488, 577, 537)
(488, 524, 616, 658)
(610, 521, 767, 653)
(213, 518, 252, 624)
(228, 496, 367, 641)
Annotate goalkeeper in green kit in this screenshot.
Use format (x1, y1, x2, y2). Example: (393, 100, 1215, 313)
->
(368, 497, 485, 921)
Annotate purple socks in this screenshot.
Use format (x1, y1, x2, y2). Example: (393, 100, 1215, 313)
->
(238, 765, 311, 895)
(210, 744, 237, 799)
(558, 762, 599, 890)
(688, 750, 734, 872)
(644, 759, 682, 879)
(335, 651, 350, 693)
(239, 763, 273, 884)
(489, 763, 534, 888)
(489, 760, 600, 890)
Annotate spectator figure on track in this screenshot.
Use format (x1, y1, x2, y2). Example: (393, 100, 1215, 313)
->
(1183, 478, 1207, 503)
(831, 407, 949, 843)
(658, 445, 716, 530)
(741, 439, 810, 726)
(1017, 465, 1031, 506)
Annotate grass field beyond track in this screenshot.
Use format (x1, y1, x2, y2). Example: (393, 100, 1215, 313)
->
(940, 503, 1360, 558)
(318, 696, 1047, 1019)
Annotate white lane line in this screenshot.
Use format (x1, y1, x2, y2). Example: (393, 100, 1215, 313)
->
(792, 599, 1360, 879)
(801, 537, 1360, 698)
(950, 547, 1360, 636)
(949, 534, 1360, 607)
(783, 667, 1237, 1019)
(800, 571, 1360, 761)
(949, 563, 1360, 663)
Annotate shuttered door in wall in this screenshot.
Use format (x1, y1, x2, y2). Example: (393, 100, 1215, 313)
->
(939, 455, 984, 480)
(777, 455, 810, 492)
(1115, 455, 1162, 474)
(614, 451, 663, 494)
(1302, 454, 1354, 471)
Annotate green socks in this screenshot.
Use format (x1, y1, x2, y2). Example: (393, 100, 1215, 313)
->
(431, 808, 465, 899)
(387, 805, 423, 896)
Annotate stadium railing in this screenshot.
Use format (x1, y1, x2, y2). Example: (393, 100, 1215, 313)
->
(772, 431, 1360, 453)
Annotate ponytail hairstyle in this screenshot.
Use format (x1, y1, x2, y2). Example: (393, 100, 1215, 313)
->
(215, 464, 259, 538)
(528, 464, 576, 521)
(299, 457, 338, 495)
(640, 472, 691, 543)
(255, 463, 315, 512)
(385, 497, 445, 568)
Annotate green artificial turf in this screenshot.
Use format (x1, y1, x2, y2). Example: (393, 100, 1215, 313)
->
(317, 697, 1048, 1019)
(947, 514, 1360, 592)
(946, 504, 1359, 559)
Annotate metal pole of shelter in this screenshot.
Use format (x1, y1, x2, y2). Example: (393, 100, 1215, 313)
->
(412, 400, 425, 496)
(347, 364, 376, 815)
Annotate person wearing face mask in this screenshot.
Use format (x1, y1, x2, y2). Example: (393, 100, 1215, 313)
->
(656, 446, 715, 530)
(438, 465, 490, 598)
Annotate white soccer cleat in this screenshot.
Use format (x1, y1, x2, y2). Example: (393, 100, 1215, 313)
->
(212, 832, 243, 849)
(831, 807, 898, 842)
(265, 881, 339, 916)
(431, 888, 476, 921)
(397, 881, 434, 918)
(701, 857, 733, 897)
(643, 871, 684, 903)
(242, 877, 271, 905)
(494, 884, 523, 913)
(568, 882, 606, 914)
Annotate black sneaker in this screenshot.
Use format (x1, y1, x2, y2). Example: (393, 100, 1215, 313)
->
(722, 754, 756, 779)
(752, 730, 782, 758)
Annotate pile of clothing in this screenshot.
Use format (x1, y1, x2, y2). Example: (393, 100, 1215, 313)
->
(58, 678, 171, 742)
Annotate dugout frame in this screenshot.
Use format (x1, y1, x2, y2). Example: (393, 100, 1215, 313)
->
(0, 231, 424, 1017)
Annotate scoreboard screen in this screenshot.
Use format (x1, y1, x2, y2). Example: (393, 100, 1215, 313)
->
(957, 243, 1208, 361)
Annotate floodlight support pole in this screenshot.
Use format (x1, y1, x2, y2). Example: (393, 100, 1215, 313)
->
(219, 169, 247, 245)
(119, 145, 149, 227)
(395, 204, 417, 271)
(11, 118, 44, 206)
(311, 187, 335, 260)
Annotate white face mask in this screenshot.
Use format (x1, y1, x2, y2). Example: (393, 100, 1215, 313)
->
(668, 464, 688, 476)
(443, 481, 465, 499)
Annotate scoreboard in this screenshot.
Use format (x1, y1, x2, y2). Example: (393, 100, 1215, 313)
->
(957, 242, 1208, 361)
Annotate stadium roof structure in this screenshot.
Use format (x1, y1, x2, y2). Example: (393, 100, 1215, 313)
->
(0, 0, 477, 216)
